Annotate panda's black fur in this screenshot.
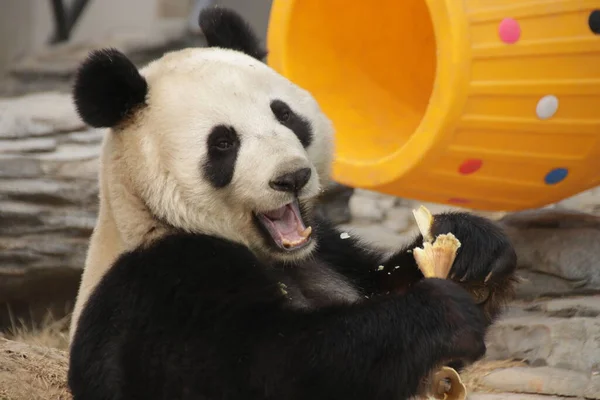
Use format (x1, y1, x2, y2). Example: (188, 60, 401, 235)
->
(68, 7, 518, 400)
(199, 6, 268, 61)
(73, 48, 148, 129)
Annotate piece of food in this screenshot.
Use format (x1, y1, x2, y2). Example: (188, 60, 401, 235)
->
(411, 205, 461, 279)
(413, 233, 461, 279)
(411, 206, 467, 400)
(429, 367, 467, 400)
(413, 205, 434, 243)
(278, 282, 288, 296)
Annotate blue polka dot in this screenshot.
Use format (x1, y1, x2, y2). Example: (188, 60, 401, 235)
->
(544, 168, 568, 185)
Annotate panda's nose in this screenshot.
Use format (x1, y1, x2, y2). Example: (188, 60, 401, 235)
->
(269, 168, 312, 193)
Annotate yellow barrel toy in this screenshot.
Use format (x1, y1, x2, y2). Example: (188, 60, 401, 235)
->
(266, 0, 600, 211)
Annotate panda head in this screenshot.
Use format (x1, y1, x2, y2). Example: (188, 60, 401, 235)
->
(73, 7, 334, 262)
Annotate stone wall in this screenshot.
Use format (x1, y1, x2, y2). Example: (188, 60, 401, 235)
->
(0, 16, 202, 328)
(0, 92, 101, 328)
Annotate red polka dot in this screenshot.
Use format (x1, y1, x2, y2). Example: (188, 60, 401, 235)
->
(499, 18, 521, 44)
(448, 197, 470, 204)
(458, 159, 483, 175)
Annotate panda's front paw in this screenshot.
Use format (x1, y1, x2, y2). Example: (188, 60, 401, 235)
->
(430, 212, 517, 285)
(415, 279, 487, 364)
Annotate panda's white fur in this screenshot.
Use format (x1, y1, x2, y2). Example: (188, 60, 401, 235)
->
(69, 46, 334, 343)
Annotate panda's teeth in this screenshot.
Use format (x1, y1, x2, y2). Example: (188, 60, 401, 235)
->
(281, 234, 311, 248)
(299, 226, 312, 238)
(282, 238, 302, 248)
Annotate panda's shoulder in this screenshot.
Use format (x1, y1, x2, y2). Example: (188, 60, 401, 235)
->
(99, 233, 257, 293)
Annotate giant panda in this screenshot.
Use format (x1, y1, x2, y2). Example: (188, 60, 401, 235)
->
(68, 7, 518, 400)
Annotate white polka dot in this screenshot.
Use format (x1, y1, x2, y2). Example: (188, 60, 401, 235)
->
(536, 95, 559, 119)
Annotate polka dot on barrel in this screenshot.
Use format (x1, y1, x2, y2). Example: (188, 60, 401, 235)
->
(536, 95, 559, 119)
(458, 159, 483, 175)
(544, 168, 568, 185)
(499, 18, 521, 43)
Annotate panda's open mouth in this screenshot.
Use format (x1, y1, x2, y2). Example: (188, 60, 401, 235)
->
(255, 199, 312, 251)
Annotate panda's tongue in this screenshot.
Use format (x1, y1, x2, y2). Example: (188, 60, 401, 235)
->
(262, 202, 312, 248)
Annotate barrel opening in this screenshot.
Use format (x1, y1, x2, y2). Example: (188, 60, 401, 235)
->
(284, 0, 437, 163)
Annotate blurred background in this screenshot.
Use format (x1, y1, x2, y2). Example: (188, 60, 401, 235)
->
(0, 0, 273, 93)
(0, 1, 599, 399)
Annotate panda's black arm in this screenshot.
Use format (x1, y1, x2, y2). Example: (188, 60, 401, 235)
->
(236, 280, 485, 400)
(315, 212, 518, 325)
(314, 216, 424, 295)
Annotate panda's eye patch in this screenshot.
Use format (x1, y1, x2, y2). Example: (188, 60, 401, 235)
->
(270, 99, 313, 148)
(207, 126, 239, 153)
(204, 125, 240, 188)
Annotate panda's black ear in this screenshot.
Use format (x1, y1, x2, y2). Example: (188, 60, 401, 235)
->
(199, 7, 268, 61)
(73, 48, 148, 128)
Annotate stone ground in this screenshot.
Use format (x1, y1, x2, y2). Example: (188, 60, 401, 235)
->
(1, 25, 600, 400)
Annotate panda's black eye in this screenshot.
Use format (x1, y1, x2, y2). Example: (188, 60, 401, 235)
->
(207, 125, 239, 153)
(215, 140, 233, 151)
(278, 110, 290, 122)
(270, 100, 292, 123)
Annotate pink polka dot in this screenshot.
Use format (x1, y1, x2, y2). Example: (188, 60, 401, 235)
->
(458, 159, 483, 175)
(448, 198, 470, 205)
(499, 18, 521, 44)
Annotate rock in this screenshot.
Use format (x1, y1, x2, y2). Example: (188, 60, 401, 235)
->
(382, 207, 414, 233)
(347, 192, 511, 232)
(557, 187, 600, 215)
(41, 158, 100, 180)
(64, 129, 105, 144)
(498, 209, 600, 298)
(480, 367, 598, 398)
(485, 315, 600, 373)
(37, 142, 100, 162)
(315, 181, 354, 225)
(524, 296, 600, 318)
(0, 155, 43, 178)
(337, 223, 411, 251)
(587, 374, 600, 399)
(515, 270, 589, 300)
(375, 195, 398, 212)
(0, 105, 102, 330)
(0, 92, 85, 138)
(0, 234, 89, 271)
(0, 338, 70, 400)
(0, 204, 97, 237)
(0, 137, 57, 153)
(0, 179, 98, 207)
(468, 393, 583, 400)
(349, 190, 386, 222)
